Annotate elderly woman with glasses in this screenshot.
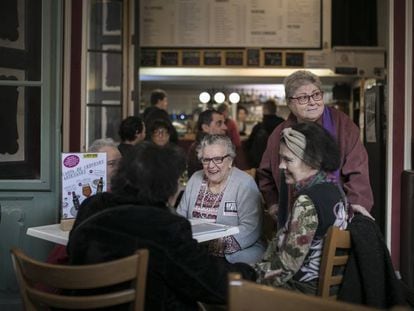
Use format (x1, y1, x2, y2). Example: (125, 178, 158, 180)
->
(257, 70, 373, 227)
(177, 134, 265, 264)
(256, 122, 348, 294)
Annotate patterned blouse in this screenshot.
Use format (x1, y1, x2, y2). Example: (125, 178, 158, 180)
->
(256, 171, 348, 287)
(192, 177, 241, 257)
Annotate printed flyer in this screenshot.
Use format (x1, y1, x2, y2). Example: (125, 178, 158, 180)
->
(61, 153, 107, 219)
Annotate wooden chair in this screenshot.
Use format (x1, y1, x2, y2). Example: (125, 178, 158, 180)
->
(11, 247, 149, 311)
(228, 273, 377, 311)
(318, 226, 351, 299)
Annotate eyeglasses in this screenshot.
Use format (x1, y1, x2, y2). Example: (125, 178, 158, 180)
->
(289, 91, 324, 105)
(152, 128, 170, 136)
(201, 154, 230, 166)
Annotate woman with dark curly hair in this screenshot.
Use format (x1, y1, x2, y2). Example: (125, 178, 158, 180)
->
(256, 122, 348, 295)
(67, 141, 256, 310)
(146, 118, 174, 147)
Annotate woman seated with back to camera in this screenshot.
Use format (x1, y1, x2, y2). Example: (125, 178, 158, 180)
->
(67, 141, 256, 310)
(177, 134, 265, 265)
(255, 122, 348, 295)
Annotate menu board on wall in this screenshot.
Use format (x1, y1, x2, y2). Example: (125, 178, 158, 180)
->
(140, 0, 322, 49)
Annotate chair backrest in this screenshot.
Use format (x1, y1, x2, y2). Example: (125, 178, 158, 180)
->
(228, 273, 377, 311)
(11, 247, 149, 311)
(318, 226, 351, 299)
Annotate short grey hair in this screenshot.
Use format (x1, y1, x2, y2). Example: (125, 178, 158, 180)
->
(284, 70, 322, 99)
(88, 138, 118, 152)
(197, 134, 236, 160)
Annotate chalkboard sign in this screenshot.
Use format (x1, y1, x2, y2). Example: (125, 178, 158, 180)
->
(182, 50, 201, 66)
(160, 51, 179, 66)
(225, 50, 244, 66)
(247, 49, 260, 66)
(263, 51, 283, 66)
(140, 49, 157, 66)
(203, 51, 222, 66)
(285, 52, 305, 67)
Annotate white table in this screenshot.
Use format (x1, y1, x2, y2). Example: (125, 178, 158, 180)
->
(27, 219, 239, 245)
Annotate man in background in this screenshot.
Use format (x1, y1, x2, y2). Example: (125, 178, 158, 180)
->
(217, 102, 241, 148)
(245, 99, 284, 168)
(143, 89, 178, 143)
(187, 109, 227, 178)
(117, 116, 145, 156)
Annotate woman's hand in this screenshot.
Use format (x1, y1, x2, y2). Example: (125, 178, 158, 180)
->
(267, 204, 279, 223)
(351, 204, 375, 220)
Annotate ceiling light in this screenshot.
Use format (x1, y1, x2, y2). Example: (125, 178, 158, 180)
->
(199, 92, 211, 104)
(214, 92, 225, 104)
(228, 92, 240, 104)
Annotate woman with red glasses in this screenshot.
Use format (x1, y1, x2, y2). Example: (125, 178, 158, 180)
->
(257, 70, 373, 229)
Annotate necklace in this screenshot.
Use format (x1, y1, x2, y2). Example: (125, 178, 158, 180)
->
(198, 174, 230, 218)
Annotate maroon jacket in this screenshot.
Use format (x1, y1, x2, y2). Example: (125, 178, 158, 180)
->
(225, 118, 241, 148)
(257, 106, 373, 211)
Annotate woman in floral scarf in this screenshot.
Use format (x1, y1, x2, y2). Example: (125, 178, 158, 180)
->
(256, 121, 348, 294)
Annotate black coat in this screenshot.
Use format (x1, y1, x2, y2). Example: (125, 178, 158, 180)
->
(244, 115, 284, 168)
(143, 106, 178, 143)
(67, 193, 256, 310)
(338, 215, 406, 308)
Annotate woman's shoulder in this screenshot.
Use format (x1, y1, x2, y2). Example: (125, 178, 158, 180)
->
(329, 107, 359, 129)
(187, 170, 204, 187)
(231, 167, 250, 179)
(230, 168, 259, 188)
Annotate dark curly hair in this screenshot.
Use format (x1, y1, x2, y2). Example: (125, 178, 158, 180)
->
(111, 141, 186, 205)
(288, 122, 340, 172)
(146, 118, 173, 139)
(118, 116, 144, 141)
(150, 89, 167, 106)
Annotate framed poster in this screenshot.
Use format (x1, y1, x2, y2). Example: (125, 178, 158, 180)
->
(140, 49, 158, 66)
(285, 52, 305, 67)
(182, 50, 201, 66)
(263, 51, 283, 66)
(203, 51, 222, 66)
(225, 50, 244, 66)
(247, 48, 260, 66)
(160, 50, 179, 66)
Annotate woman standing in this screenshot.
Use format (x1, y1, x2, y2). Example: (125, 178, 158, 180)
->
(178, 134, 264, 264)
(256, 122, 348, 294)
(258, 70, 373, 225)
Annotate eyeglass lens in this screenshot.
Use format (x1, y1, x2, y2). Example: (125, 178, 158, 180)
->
(201, 155, 229, 165)
(291, 91, 323, 104)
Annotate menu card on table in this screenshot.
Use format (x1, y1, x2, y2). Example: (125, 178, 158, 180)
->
(191, 222, 229, 236)
(61, 153, 107, 220)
